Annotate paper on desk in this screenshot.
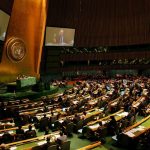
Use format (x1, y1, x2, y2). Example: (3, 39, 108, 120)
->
(37, 140, 46, 146)
(78, 129, 83, 133)
(102, 120, 108, 125)
(137, 126, 145, 131)
(10, 146, 17, 150)
(8, 131, 14, 134)
(125, 131, 135, 137)
(117, 112, 128, 117)
(89, 123, 99, 129)
(0, 133, 3, 136)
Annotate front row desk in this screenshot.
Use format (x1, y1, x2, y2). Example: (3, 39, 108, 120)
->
(0, 107, 104, 150)
(6, 131, 60, 150)
(1, 110, 149, 150)
(120, 115, 150, 148)
(82, 109, 128, 139)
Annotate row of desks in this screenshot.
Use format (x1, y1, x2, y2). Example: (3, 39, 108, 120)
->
(0, 106, 104, 136)
(6, 131, 60, 150)
(120, 115, 150, 147)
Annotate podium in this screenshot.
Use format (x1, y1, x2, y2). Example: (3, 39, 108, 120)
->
(7, 77, 36, 92)
(16, 77, 36, 88)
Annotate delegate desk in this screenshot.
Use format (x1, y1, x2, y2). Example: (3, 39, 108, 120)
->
(6, 131, 60, 150)
(121, 115, 150, 147)
(83, 110, 128, 138)
(0, 124, 36, 137)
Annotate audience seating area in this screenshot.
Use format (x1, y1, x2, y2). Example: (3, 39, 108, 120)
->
(0, 75, 149, 150)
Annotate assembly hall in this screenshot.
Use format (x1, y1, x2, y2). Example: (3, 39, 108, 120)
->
(0, 0, 149, 150)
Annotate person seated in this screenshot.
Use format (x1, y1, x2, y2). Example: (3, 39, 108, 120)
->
(63, 116, 71, 126)
(43, 105, 49, 112)
(57, 131, 67, 145)
(73, 114, 80, 124)
(80, 111, 87, 120)
(95, 121, 106, 143)
(44, 126, 49, 135)
(15, 126, 25, 140)
(39, 114, 49, 131)
(58, 96, 63, 103)
(127, 107, 136, 120)
(41, 136, 56, 150)
(1, 132, 13, 144)
(107, 116, 118, 135)
(16, 126, 24, 135)
(0, 143, 9, 150)
(25, 125, 36, 139)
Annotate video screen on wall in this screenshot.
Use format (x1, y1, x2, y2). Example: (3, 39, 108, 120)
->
(0, 10, 10, 41)
(45, 27, 75, 46)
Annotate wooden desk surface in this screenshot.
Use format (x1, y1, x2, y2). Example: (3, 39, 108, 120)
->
(6, 131, 60, 150)
(123, 115, 150, 139)
(77, 141, 101, 150)
(87, 109, 123, 126)
(86, 109, 125, 131)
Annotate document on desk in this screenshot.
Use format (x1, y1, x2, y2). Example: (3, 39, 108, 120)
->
(125, 131, 135, 137)
(0, 133, 3, 136)
(10, 146, 17, 150)
(8, 130, 14, 134)
(117, 112, 128, 117)
(37, 140, 46, 145)
(137, 126, 145, 131)
(102, 120, 108, 125)
(89, 123, 99, 129)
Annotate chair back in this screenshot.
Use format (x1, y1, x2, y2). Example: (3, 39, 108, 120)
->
(50, 116, 57, 124)
(66, 122, 74, 136)
(76, 120, 84, 130)
(47, 145, 57, 150)
(61, 140, 71, 150)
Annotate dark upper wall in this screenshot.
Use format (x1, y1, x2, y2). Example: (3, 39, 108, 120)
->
(0, 0, 14, 14)
(1, 0, 150, 47)
(47, 0, 150, 46)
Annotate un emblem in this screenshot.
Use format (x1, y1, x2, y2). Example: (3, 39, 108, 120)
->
(6, 37, 26, 62)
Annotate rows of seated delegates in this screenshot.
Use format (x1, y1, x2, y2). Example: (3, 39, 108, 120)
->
(0, 75, 149, 150)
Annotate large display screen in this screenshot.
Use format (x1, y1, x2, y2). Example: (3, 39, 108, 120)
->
(45, 27, 75, 46)
(0, 10, 10, 41)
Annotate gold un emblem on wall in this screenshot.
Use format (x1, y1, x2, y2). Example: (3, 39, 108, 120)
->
(6, 37, 26, 62)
